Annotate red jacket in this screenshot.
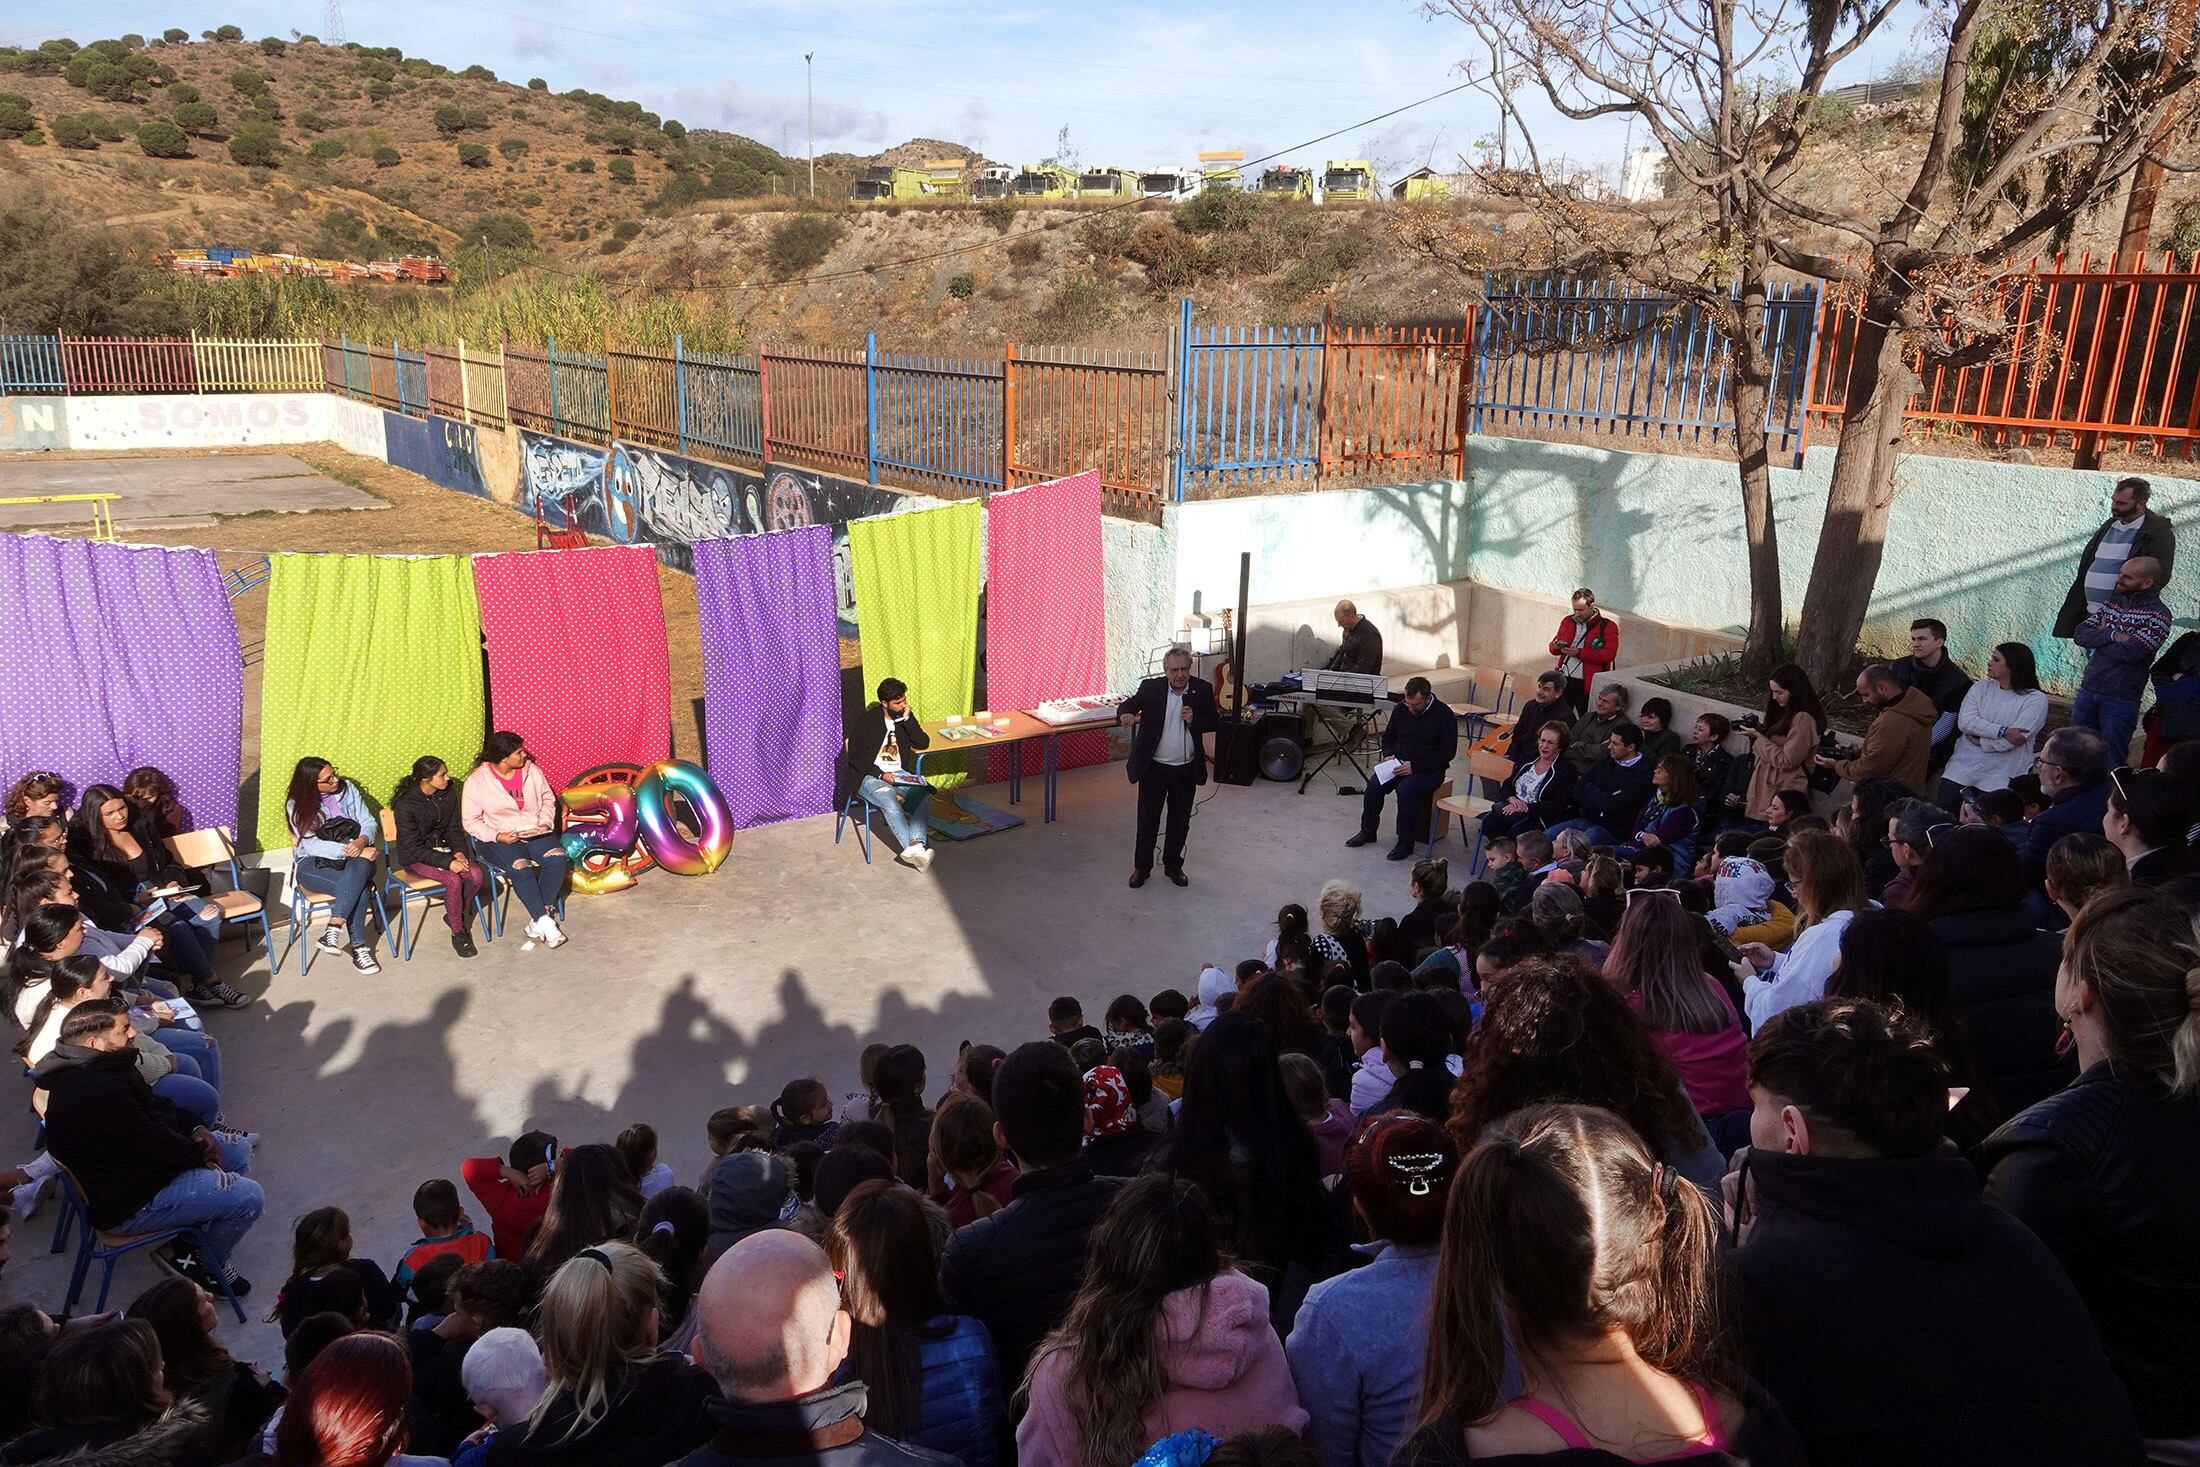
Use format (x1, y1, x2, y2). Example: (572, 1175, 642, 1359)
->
(461, 1156, 549, 1263)
(1551, 613, 1620, 691)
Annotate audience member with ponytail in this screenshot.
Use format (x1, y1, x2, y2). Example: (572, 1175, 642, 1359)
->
(868, 1044, 935, 1189)
(485, 1241, 715, 1466)
(827, 1178, 1003, 1467)
(927, 1093, 1016, 1226)
(1979, 886, 2200, 1445)
(633, 1187, 709, 1355)
(1288, 1113, 1461, 1467)
(1399, 1104, 1801, 1466)
(523, 1144, 643, 1288)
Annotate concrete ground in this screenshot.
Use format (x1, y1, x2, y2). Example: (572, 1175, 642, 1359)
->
(0, 454, 382, 530)
(0, 756, 1437, 1366)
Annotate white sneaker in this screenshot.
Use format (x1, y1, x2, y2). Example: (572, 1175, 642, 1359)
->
(895, 847, 923, 869)
(524, 915, 549, 940)
(539, 916, 569, 949)
(909, 845, 934, 871)
(10, 1172, 51, 1220)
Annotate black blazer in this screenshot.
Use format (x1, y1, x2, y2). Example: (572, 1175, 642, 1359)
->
(842, 703, 930, 798)
(1117, 675, 1219, 785)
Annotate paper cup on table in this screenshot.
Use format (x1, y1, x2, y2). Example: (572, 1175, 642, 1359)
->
(946, 715, 963, 725)
(974, 710, 990, 721)
(993, 718, 1011, 729)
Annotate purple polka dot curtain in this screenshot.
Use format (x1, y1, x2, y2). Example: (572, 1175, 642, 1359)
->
(0, 534, 244, 835)
(692, 527, 842, 828)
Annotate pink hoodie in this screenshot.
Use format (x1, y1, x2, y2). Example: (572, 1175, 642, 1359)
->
(1016, 1269, 1309, 1467)
(461, 761, 558, 842)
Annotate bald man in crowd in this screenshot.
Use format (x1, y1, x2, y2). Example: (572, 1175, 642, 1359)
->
(681, 1230, 955, 1466)
(2070, 553, 2173, 762)
(1325, 600, 1384, 675)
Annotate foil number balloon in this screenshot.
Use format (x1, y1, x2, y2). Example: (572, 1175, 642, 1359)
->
(560, 760, 734, 893)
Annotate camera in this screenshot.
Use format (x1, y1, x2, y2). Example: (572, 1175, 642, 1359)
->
(1733, 713, 1762, 732)
(1817, 730, 1847, 758)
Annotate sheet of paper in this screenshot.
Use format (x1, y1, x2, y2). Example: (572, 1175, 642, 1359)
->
(1372, 757, 1402, 785)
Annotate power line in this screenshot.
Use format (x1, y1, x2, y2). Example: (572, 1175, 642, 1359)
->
(531, 72, 1485, 297)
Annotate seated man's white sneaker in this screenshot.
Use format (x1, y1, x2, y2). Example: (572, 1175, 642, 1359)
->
(895, 847, 923, 869)
(909, 845, 934, 871)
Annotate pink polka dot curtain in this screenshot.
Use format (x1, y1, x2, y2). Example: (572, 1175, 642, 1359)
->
(986, 470, 1108, 779)
(0, 534, 244, 835)
(471, 545, 672, 793)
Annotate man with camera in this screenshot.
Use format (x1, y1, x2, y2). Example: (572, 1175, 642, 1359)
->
(1818, 665, 1936, 797)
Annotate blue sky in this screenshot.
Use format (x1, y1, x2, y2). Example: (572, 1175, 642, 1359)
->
(4, 0, 1931, 179)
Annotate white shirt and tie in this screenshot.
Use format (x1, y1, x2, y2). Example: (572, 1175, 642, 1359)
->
(1155, 685, 1194, 767)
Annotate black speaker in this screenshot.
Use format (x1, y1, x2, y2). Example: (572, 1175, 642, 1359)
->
(1212, 720, 1262, 786)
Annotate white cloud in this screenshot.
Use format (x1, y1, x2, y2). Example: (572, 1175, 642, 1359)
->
(642, 76, 888, 147)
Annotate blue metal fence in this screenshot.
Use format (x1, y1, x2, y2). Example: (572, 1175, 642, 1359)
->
(0, 335, 65, 394)
(1175, 300, 1325, 497)
(871, 337, 1007, 494)
(394, 345, 429, 419)
(680, 345, 764, 464)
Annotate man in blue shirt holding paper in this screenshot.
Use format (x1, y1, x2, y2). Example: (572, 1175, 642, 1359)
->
(1347, 676, 1454, 860)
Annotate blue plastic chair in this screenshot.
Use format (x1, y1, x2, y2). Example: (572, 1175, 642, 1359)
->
(834, 792, 875, 863)
(277, 858, 391, 975)
(48, 1168, 246, 1322)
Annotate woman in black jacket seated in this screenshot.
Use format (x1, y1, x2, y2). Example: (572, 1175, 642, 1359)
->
(124, 1278, 284, 1462)
(1478, 720, 1578, 844)
(66, 785, 239, 1007)
(1979, 886, 2200, 1449)
(391, 756, 485, 958)
(1904, 824, 2073, 1116)
(0, 1317, 213, 1466)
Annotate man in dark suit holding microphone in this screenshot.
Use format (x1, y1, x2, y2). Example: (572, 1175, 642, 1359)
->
(1118, 646, 1219, 889)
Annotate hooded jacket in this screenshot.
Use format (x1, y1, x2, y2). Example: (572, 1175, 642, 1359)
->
(33, 1043, 207, 1230)
(676, 1380, 958, 1467)
(1017, 1270, 1309, 1467)
(484, 1352, 719, 1467)
(1831, 686, 1937, 796)
(703, 1150, 794, 1265)
(1187, 964, 1231, 1031)
(1735, 1147, 2142, 1467)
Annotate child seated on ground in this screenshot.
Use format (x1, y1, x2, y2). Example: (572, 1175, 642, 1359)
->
(1627, 845, 1676, 889)
(1047, 995, 1102, 1049)
(404, 1252, 466, 1330)
(460, 1130, 558, 1264)
(393, 1178, 494, 1301)
(276, 1207, 398, 1338)
(770, 1077, 837, 1150)
(451, 1325, 547, 1467)
(412, 1259, 531, 1457)
(615, 1121, 675, 1200)
(1316, 985, 1357, 1099)
(1149, 1019, 1193, 1100)
(1482, 838, 1524, 903)
(1103, 994, 1155, 1057)
(836, 1042, 890, 1127)
(1069, 1037, 1106, 1074)
(699, 1105, 769, 1191)
(1281, 1052, 1354, 1180)
(1148, 988, 1190, 1025)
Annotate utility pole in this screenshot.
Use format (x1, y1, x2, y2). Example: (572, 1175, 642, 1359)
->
(805, 52, 815, 199)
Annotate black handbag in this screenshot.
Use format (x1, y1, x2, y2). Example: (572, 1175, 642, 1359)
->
(311, 816, 361, 869)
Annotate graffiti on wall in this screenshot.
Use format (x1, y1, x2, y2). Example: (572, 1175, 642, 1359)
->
(383, 412, 490, 501)
(516, 430, 917, 615)
(0, 396, 67, 452)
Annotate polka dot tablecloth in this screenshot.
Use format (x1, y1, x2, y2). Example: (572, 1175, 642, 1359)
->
(0, 534, 244, 836)
(255, 551, 486, 848)
(691, 526, 841, 827)
(471, 544, 671, 793)
(985, 469, 1109, 780)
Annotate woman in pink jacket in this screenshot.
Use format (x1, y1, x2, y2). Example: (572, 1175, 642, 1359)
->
(1017, 1172, 1309, 1467)
(461, 731, 570, 948)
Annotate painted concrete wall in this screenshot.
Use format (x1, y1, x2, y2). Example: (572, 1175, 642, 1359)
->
(327, 396, 388, 462)
(1169, 481, 1473, 625)
(1461, 437, 2200, 692)
(61, 393, 330, 450)
(1102, 515, 1177, 691)
(0, 396, 68, 452)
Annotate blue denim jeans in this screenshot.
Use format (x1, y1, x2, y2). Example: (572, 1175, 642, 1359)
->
(2073, 688, 2141, 763)
(152, 1071, 221, 1126)
(116, 1134, 260, 1263)
(477, 833, 569, 922)
(294, 856, 377, 941)
(152, 900, 220, 981)
(858, 776, 931, 852)
(155, 1026, 220, 1092)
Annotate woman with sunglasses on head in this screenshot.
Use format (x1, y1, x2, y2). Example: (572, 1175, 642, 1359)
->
(2, 771, 66, 828)
(463, 732, 570, 950)
(68, 784, 246, 1009)
(284, 756, 381, 975)
(1905, 823, 2071, 1118)
(2102, 764, 2196, 889)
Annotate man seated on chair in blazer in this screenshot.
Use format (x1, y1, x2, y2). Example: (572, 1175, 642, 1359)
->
(845, 677, 935, 871)
(1117, 647, 1220, 890)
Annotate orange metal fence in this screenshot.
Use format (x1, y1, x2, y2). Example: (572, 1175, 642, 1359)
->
(1006, 345, 1168, 518)
(760, 346, 869, 478)
(1809, 252, 2200, 458)
(1320, 309, 1471, 482)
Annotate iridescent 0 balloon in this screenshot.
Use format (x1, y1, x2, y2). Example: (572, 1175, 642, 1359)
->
(633, 760, 735, 875)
